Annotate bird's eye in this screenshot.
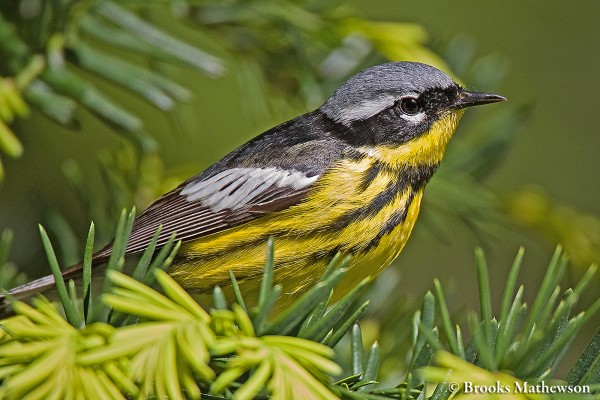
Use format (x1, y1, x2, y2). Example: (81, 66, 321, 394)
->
(400, 97, 422, 115)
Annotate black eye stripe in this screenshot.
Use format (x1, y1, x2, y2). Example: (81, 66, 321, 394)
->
(384, 84, 460, 120)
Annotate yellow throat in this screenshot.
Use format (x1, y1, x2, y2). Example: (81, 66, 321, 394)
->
(173, 110, 463, 308)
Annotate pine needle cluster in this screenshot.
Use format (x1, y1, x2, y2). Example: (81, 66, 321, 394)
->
(1, 212, 599, 399)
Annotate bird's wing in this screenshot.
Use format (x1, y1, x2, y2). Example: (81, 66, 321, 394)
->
(1, 166, 322, 306)
(93, 166, 320, 260)
(2, 110, 345, 303)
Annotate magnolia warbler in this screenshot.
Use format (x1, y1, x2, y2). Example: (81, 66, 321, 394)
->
(4, 62, 505, 309)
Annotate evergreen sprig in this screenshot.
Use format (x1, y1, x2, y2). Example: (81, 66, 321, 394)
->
(1, 216, 599, 399)
(0, 0, 451, 181)
(0, 222, 346, 399)
(0, 0, 224, 172)
(416, 247, 600, 398)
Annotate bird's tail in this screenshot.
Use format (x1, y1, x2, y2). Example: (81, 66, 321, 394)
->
(0, 262, 87, 317)
(0, 244, 114, 317)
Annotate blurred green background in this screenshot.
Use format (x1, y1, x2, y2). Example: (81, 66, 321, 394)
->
(0, 0, 598, 376)
(358, 1, 600, 302)
(364, 0, 600, 314)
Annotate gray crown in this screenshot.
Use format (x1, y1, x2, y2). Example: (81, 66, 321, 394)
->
(320, 62, 456, 126)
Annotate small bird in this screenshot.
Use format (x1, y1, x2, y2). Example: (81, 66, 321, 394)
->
(3, 62, 505, 310)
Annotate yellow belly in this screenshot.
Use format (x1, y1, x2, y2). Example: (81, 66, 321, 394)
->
(168, 113, 461, 309)
(332, 190, 422, 302)
(170, 155, 424, 309)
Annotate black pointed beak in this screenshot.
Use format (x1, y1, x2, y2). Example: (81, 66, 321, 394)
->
(454, 90, 507, 109)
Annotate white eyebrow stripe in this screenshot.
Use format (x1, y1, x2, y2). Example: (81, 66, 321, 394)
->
(325, 95, 397, 126)
(182, 167, 319, 211)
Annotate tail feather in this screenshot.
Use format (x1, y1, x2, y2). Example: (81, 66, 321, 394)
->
(0, 244, 114, 317)
(0, 263, 81, 317)
(0, 274, 56, 315)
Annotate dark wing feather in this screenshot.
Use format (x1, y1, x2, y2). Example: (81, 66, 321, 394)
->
(0, 173, 314, 312)
(94, 109, 350, 260)
(120, 192, 229, 254)
(1, 110, 348, 304)
(92, 167, 317, 262)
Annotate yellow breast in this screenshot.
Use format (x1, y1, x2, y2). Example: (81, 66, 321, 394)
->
(333, 189, 423, 297)
(172, 155, 424, 308)
(169, 110, 463, 308)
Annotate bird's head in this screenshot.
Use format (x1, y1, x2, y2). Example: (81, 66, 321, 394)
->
(320, 62, 506, 168)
